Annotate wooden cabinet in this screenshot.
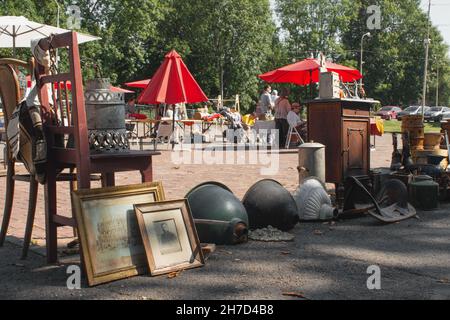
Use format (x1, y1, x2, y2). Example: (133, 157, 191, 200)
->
(307, 99, 377, 184)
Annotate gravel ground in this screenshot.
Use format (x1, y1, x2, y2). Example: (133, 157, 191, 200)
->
(1, 203, 449, 300)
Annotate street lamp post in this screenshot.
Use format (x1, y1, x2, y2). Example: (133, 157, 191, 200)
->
(422, 0, 431, 120)
(360, 32, 371, 87)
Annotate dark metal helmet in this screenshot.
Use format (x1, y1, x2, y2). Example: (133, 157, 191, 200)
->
(242, 179, 299, 231)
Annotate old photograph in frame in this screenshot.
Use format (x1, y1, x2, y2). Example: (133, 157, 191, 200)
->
(134, 199, 204, 276)
(71, 182, 165, 286)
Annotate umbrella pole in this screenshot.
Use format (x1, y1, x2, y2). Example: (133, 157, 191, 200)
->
(12, 26, 16, 58)
(310, 70, 313, 99)
(172, 105, 176, 150)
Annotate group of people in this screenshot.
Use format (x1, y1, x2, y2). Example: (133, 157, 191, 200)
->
(258, 84, 307, 147)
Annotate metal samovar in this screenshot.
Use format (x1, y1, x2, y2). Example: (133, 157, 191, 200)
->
(84, 78, 129, 153)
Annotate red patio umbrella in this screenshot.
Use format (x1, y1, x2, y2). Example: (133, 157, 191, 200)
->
(138, 50, 208, 105)
(259, 58, 362, 86)
(124, 79, 151, 89)
(138, 49, 208, 148)
(110, 86, 134, 94)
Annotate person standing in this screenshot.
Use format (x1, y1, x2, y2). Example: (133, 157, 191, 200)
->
(258, 85, 273, 118)
(274, 87, 291, 147)
(271, 89, 279, 105)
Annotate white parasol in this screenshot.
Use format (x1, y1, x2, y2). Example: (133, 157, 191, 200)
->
(0, 16, 100, 56)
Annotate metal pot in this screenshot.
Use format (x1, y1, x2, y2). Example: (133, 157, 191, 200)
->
(186, 181, 248, 245)
(242, 179, 299, 231)
(84, 78, 129, 153)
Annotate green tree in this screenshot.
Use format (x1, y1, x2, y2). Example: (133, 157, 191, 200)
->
(341, 0, 450, 106)
(275, 0, 356, 60)
(157, 0, 276, 112)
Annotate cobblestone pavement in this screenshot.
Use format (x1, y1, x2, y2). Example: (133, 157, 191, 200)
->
(1, 134, 449, 299)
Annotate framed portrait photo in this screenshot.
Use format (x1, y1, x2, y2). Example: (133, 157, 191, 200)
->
(71, 182, 165, 286)
(134, 199, 204, 276)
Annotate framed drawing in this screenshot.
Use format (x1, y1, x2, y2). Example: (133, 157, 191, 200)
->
(134, 199, 204, 276)
(71, 182, 165, 286)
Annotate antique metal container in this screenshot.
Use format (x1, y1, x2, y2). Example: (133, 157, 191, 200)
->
(298, 142, 325, 184)
(409, 178, 439, 210)
(186, 182, 248, 245)
(84, 78, 129, 153)
(293, 177, 337, 221)
(402, 115, 425, 151)
(242, 179, 298, 231)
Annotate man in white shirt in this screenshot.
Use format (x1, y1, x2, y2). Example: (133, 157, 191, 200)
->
(287, 103, 307, 141)
(287, 103, 302, 128)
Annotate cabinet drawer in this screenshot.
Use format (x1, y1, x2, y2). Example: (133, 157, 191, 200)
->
(342, 108, 370, 117)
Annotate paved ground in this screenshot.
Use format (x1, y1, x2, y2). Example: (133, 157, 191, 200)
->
(1, 134, 449, 300)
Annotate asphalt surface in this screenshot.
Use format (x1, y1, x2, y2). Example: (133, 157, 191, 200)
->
(1, 203, 449, 300)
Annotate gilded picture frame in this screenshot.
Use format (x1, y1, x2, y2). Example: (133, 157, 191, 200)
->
(71, 182, 165, 286)
(134, 199, 204, 276)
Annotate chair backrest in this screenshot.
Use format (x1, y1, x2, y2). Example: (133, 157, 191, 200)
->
(0, 59, 29, 127)
(35, 32, 91, 188)
(0, 59, 36, 172)
(157, 121, 174, 139)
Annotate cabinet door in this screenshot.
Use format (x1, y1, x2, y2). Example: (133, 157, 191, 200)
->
(342, 120, 369, 177)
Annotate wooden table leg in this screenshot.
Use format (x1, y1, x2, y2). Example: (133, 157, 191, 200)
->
(102, 172, 115, 187)
(141, 159, 153, 183)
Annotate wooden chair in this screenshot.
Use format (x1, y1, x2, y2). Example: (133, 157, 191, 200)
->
(0, 59, 40, 259)
(0, 59, 101, 259)
(36, 31, 160, 263)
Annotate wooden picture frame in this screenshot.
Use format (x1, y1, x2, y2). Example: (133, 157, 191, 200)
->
(134, 199, 204, 276)
(71, 182, 165, 286)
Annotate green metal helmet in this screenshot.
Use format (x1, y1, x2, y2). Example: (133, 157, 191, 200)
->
(186, 182, 248, 245)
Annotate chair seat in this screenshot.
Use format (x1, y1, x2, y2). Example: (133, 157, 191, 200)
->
(12, 172, 102, 182)
(89, 150, 160, 160)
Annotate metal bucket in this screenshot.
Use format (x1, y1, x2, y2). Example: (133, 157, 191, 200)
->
(401, 115, 424, 151)
(298, 142, 325, 184)
(84, 78, 129, 153)
(242, 179, 298, 231)
(185, 181, 248, 245)
(409, 179, 439, 210)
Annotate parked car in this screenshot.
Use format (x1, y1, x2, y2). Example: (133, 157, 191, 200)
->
(376, 106, 402, 120)
(397, 106, 430, 121)
(443, 108, 450, 121)
(424, 106, 449, 122)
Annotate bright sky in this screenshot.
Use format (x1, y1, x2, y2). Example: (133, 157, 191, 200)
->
(420, 0, 450, 54)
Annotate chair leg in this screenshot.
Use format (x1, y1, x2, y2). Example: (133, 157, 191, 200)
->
(69, 168, 77, 237)
(21, 177, 38, 259)
(44, 170, 58, 263)
(0, 160, 15, 246)
(285, 127, 293, 149)
(294, 128, 305, 144)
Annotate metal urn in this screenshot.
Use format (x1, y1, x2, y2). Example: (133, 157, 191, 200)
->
(84, 78, 129, 153)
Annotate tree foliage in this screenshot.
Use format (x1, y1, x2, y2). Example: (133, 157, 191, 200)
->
(1, 0, 449, 109)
